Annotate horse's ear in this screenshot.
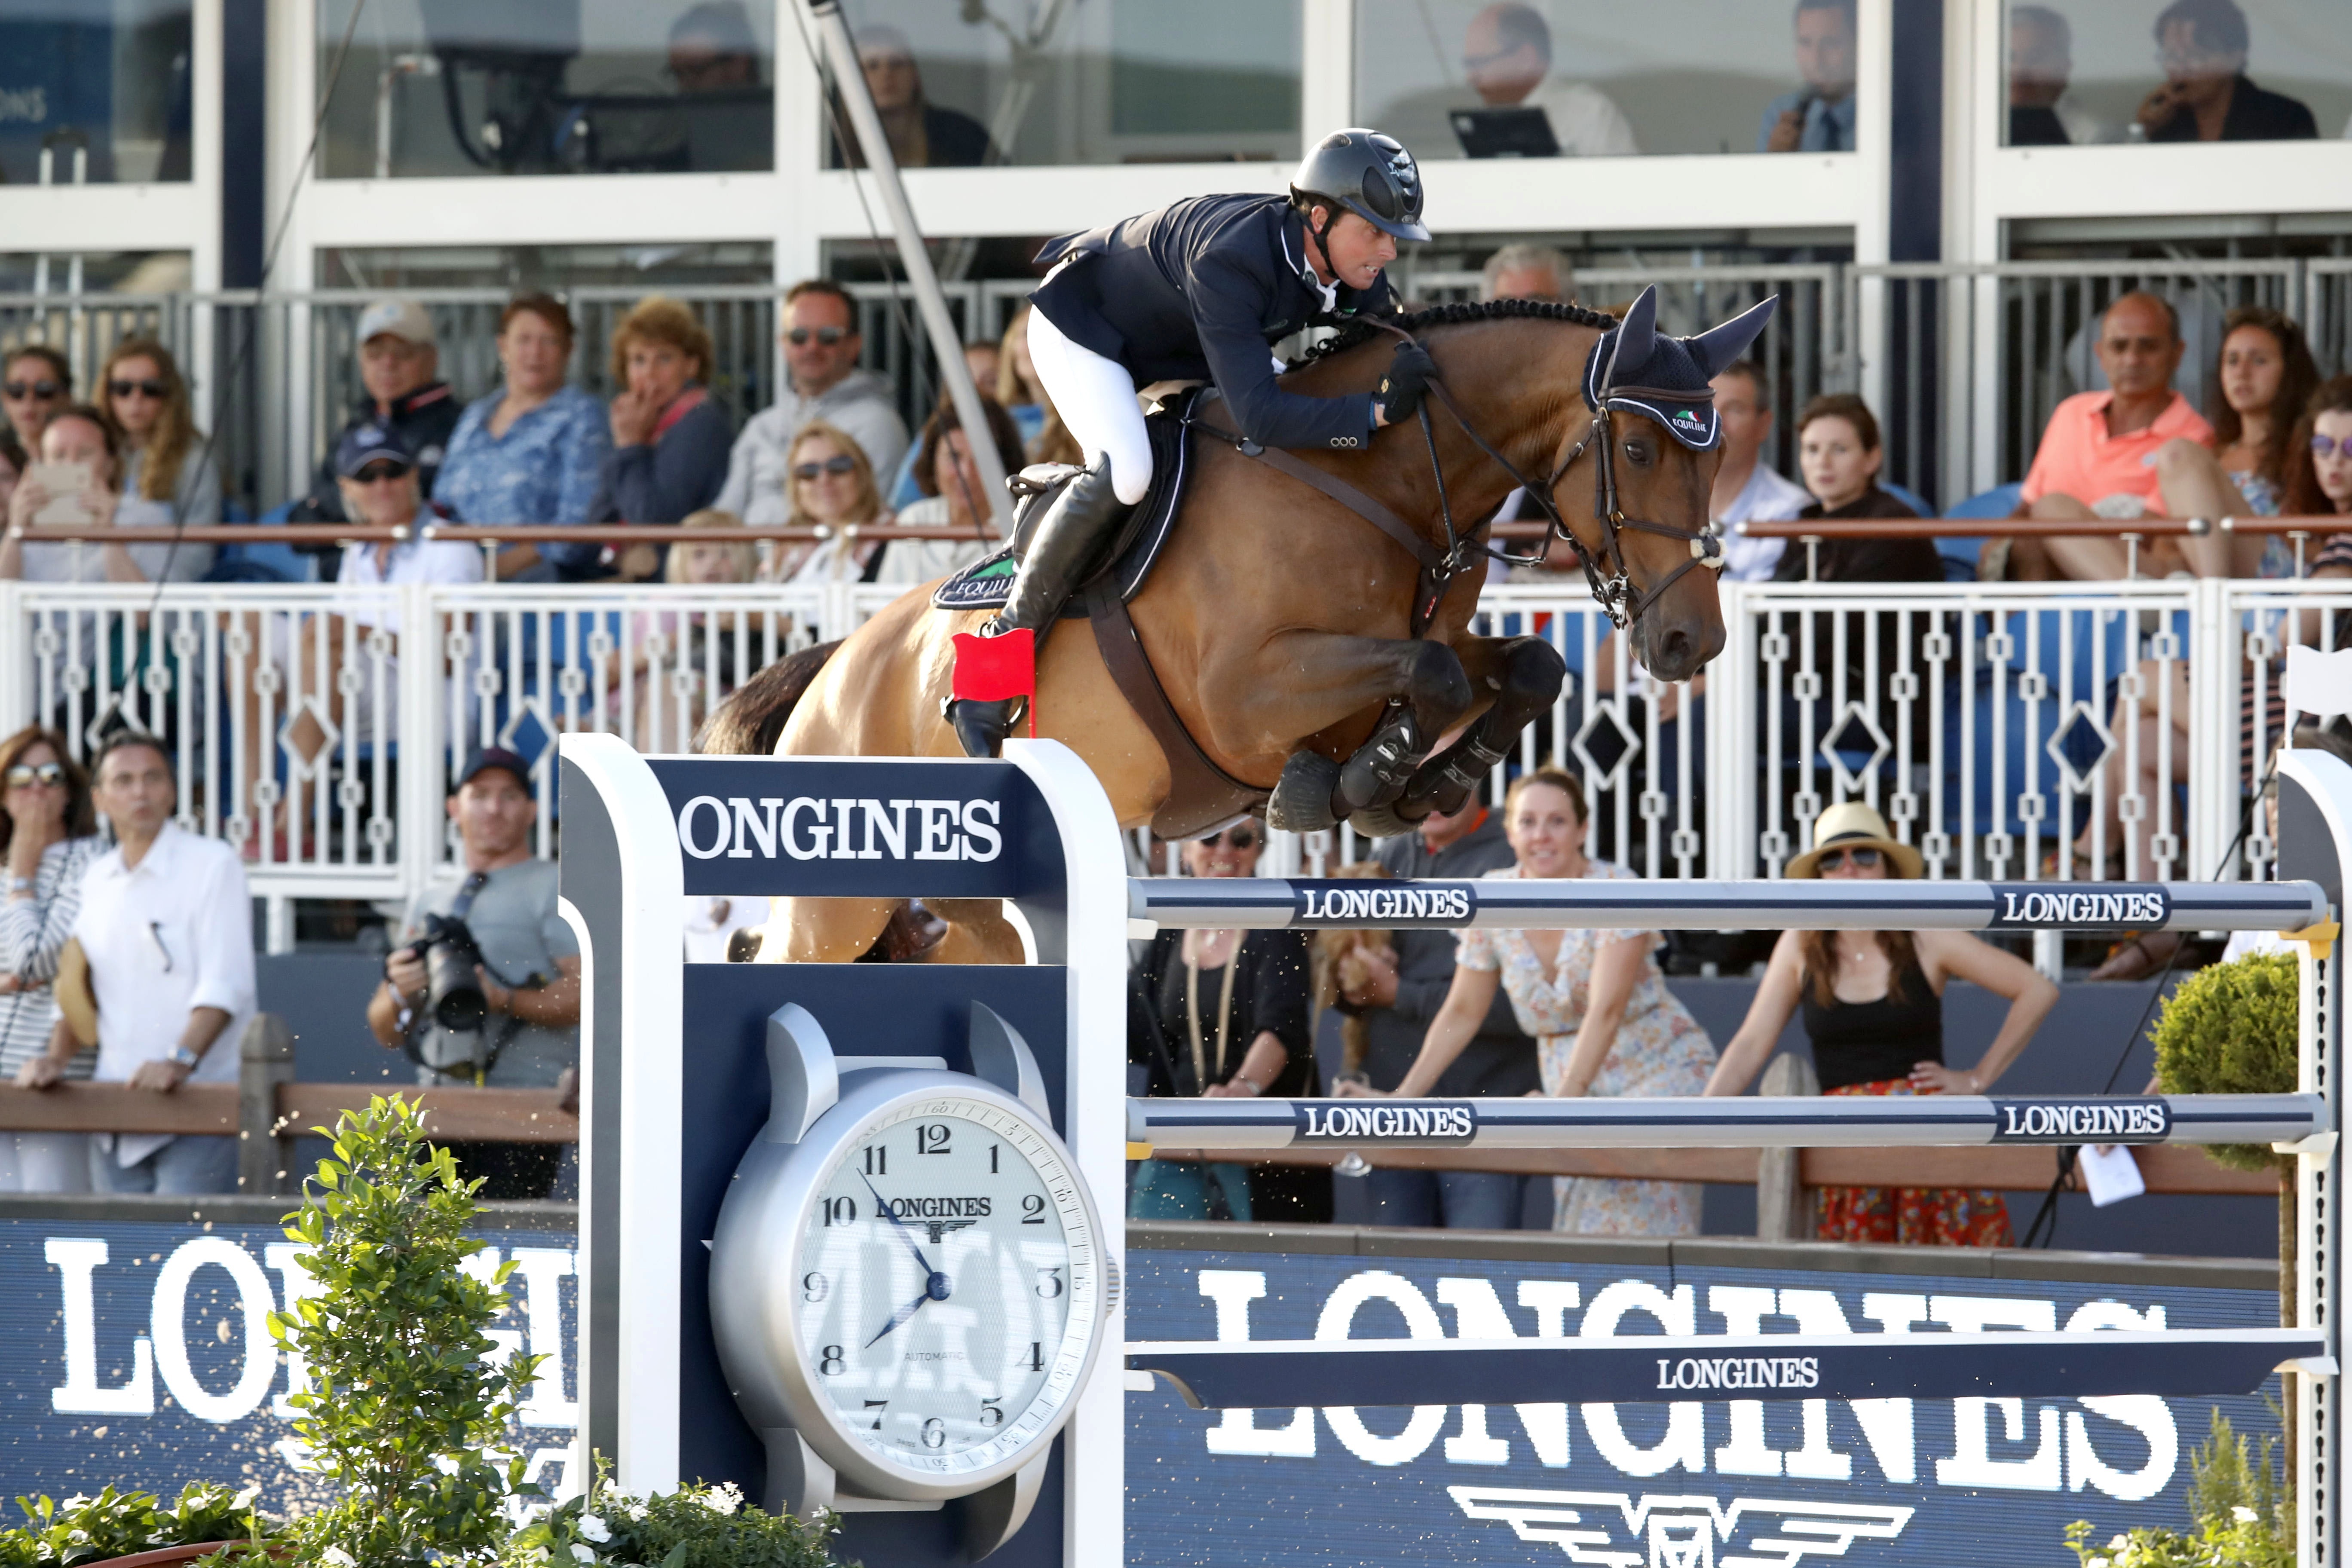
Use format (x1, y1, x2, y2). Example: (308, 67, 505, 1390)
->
(1687, 295, 1780, 377)
(1605, 286, 1659, 388)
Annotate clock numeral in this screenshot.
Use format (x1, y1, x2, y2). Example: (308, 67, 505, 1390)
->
(863, 1399, 888, 1430)
(819, 1345, 846, 1376)
(802, 1271, 829, 1302)
(979, 1397, 1004, 1428)
(989, 1144, 999, 1174)
(921, 1417, 946, 1449)
(1020, 1194, 1047, 1225)
(862, 1144, 887, 1176)
(1021, 1341, 1044, 1372)
(1035, 1266, 1064, 1300)
(822, 1197, 858, 1227)
(917, 1123, 952, 1156)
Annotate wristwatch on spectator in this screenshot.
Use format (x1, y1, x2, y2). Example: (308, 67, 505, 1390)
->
(165, 1046, 201, 1071)
(5, 876, 32, 897)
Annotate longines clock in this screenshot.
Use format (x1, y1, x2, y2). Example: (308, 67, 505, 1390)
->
(709, 999, 1109, 1557)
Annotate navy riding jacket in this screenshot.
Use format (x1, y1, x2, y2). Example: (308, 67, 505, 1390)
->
(1028, 193, 1397, 454)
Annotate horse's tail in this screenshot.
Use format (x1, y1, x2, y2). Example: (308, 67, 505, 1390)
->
(694, 639, 844, 755)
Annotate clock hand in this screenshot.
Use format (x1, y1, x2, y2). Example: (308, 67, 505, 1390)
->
(861, 1172, 939, 1277)
(865, 1284, 935, 1349)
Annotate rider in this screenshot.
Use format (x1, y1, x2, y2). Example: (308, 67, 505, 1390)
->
(947, 129, 1437, 758)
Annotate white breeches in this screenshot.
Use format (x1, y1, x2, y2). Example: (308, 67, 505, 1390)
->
(1025, 303, 1154, 505)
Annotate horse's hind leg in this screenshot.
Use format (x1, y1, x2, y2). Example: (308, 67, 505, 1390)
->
(1396, 634, 1568, 819)
(924, 897, 1030, 965)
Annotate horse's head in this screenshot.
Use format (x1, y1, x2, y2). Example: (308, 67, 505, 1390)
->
(1552, 285, 1777, 684)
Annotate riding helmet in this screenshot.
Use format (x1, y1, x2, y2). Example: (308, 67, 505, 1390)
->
(1291, 129, 1431, 244)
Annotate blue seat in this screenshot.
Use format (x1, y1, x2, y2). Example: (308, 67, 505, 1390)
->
(209, 499, 318, 584)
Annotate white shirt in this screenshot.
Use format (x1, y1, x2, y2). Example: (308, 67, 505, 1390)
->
(74, 821, 256, 1164)
(336, 531, 485, 626)
(1528, 80, 1641, 157)
(1714, 459, 1813, 581)
(870, 496, 1000, 588)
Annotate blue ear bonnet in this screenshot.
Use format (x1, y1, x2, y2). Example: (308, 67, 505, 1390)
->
(1580, 288, 1780, 453)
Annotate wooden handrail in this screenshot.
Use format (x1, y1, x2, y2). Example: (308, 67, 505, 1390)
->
(7, 522, 1001, 546)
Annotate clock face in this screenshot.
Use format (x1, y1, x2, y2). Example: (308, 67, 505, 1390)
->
(792, 1092, 1099, 1480)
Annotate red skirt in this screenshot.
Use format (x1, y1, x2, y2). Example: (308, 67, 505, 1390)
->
(1817, 1079, 2013, 1248)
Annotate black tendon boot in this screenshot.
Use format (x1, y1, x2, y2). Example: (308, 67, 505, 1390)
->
(946, 455, 1126, 758)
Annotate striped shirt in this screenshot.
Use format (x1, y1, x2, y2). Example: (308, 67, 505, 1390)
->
(0, 835, 107, 1079)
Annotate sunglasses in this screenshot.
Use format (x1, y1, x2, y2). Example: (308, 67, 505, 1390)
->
(787, 326, 847, 347)
(109, 378, 168, 401)
(4, 762, 64, 789)
(3, 380, 61, 401)
(793, 455, 858, 481)
(352, 461, 412, 484)
(2313, 434, 2352, 461)
(1198, 826, 1260, 851)
(1814, 846, 1882, 872)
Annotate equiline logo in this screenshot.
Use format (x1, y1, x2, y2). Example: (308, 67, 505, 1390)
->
(674, 795, 1003, 862)
(1294, 1102, 1476, 1144)
(1295, 882, 1473, 925)
(1986, 885, 2169, 930)
(1989, 1099, 2172, 1144)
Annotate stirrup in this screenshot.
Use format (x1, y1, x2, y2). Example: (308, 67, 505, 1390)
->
(946, 695, 1024, 760)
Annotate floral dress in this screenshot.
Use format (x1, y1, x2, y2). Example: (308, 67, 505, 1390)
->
(1454, 863, 1717, 1236)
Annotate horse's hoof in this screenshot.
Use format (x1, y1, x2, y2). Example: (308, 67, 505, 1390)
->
(1268, 750, 1342, 833)
(1336, 713, 1424, 813)
(1345, 801, 1427, 840)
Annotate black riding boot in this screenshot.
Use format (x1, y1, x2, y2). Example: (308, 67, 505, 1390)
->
(947, 455, 1125, 758)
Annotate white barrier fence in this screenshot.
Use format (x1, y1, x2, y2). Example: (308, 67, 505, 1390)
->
(0, 573, 2329, 945)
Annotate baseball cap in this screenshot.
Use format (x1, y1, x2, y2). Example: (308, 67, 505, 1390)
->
(356, 297, 436, 348)
(453, 747, 533, 793)
(334, 421, 417, 479)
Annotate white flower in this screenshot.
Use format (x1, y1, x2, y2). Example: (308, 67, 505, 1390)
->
(571, 1545, 597, 1563)
(703, 1482, 741, 1516)
(578, 1514, 610, 1543)
(2233, 1506, 2259, 1524)
(2109, 1536, 2129, 1550)
(623, 1503, 647, 1521)
(61, 1498, 89, 1511)
(65, 1533, 87, 1547)
(2088, 1557, 2109, 1568)
(322, 1548, 356, 1568)
(232, 1486, 260, 1510)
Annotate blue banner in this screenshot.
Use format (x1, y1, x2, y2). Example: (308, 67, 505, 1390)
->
(1124, 1247, 2278, 1568)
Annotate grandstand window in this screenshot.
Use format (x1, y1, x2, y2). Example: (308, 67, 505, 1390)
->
(0, 0, 196, 184)
(313, 0, 778, 178)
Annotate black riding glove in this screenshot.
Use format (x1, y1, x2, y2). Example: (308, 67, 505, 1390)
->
(1377, 342, 1438, 424)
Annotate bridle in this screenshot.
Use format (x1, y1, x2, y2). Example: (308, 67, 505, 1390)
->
(1187, 319, 1723, 638)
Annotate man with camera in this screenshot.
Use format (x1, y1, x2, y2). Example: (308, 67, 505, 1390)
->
(367, 747, 579, 1198)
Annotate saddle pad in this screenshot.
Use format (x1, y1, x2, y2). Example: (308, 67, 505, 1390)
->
(929, 389, 1198, 615)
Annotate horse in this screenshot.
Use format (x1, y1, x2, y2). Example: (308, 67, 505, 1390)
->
(743, 286, 1773, 965)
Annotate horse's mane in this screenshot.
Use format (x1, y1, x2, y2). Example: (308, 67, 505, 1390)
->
(1289, 297, 1619, 370)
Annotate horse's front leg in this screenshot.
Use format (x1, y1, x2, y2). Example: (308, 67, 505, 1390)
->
(1394, 633, 1568, 820)
(1199, 631, 1472, 834)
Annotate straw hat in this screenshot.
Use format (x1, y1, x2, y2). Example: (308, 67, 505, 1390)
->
(1785, 801, 1923, 880)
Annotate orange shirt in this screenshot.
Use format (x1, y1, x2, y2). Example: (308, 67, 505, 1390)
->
(2019, 390, 2213, 512)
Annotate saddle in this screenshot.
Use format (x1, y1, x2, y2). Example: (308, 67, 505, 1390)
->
(929, 387, 1271, 838)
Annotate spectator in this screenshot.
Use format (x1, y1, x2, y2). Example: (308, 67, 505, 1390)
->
(592, 295, 733, 580)
(0, 403, 212, 585)
(995, 304, 1050, 449)
(1705, 803, 2057, 1247)
(835, 26, 995, 169)
(2136, 0, 2316, 144)
(1760, 0, 1857, 153)
(1459, 4, 1640, 158)
(0, 426, 21, 516)
(2, 345, 72, 451)
(1711, 360, 1812, 581)
(714, 280, 909, 525)
(99, 338, 220, 529)
(1129, 822, 1325, 1223)
(435, 294, 612, 582)
(963, 341, 1003, 403)
(21, 731, 254, 1196)
(290, 298, 459, 524)
(2008, 6, 2076, 145)
(0, 728, 104, 1193)
(1770, 394, 1939, 583)
(2192, 305, 2324, 575)
(769, 423, 887, 584)
(2007, 291, 2215, 581)
(367, 748, 581, 1200)
(1351, 770, 1717, 1236)
(628, 509, 758, 750)
(668, 0, 760, 92)
(870, 395, 1025, 588)
(1332, 793, 1539, 1229)
(1481, 242, 1577, 303)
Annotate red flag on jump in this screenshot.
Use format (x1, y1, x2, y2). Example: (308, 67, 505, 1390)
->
(951, 628, 1037, 737)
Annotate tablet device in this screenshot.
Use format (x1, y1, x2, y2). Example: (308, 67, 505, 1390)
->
(1451, 106, 1561, 159)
